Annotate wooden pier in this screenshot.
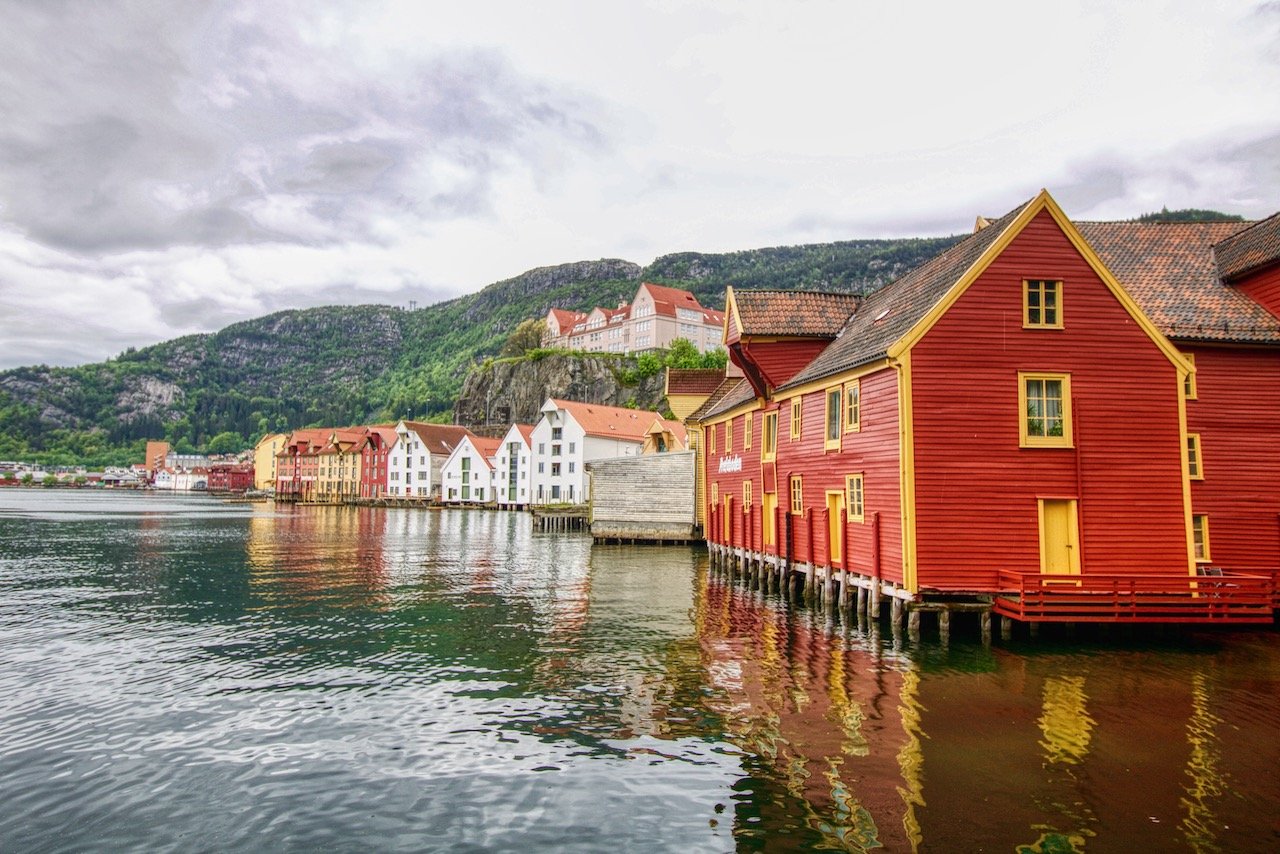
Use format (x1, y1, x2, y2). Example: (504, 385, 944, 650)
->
(531, 505, 589, 533)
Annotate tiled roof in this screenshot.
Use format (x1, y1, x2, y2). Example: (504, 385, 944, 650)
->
(692, 377, 755, 422)
(548, 308, 586, 330)
(666, 368, 726, 396)
(516, 424, 535, 444)
(548, 399, 665, 441)
(467, 436, 503, 468)
(400, 421, 475, 456)
(649, 418, 689, 445)
(639, 282, 710, 320)
(1078, 220, 1280, 344)
(783, 198, 1035, 391)
(732, 290, 862, 337)
(1213, 212, 1280, 281)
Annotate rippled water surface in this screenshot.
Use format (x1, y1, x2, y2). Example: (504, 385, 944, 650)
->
(1, 491, 1278, 852)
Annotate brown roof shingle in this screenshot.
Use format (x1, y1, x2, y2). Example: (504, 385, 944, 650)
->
(1213, 212, 1280, 282)
(732, 290, 862, 337)
(1078, 220, 1280, 344)
(666, 368, 726, 396)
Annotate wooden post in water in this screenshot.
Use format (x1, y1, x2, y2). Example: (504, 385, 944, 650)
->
(938, 608, 951, 645)
(980, 610, 992, 646)
(1000, 614, 1012, 641)
(804, 509, 816, 600)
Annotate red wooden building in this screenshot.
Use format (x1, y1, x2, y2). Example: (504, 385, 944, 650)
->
(207, 462, 254, 493)
(275, 428, 329, 502)
(694, 190, 1278, 622)
(359, 426, 398, 499)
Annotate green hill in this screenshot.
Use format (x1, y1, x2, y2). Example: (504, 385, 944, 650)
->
(0, 236, 961, 467)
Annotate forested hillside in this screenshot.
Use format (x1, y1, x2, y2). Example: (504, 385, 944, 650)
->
(1, 232, 965, 466)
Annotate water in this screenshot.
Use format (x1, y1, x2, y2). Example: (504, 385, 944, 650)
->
(1, 491, 1277, 852)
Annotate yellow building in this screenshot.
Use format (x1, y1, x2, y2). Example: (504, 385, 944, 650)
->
(253, 433, 287, 491)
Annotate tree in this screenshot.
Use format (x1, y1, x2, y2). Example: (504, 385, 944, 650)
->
(500, 318, 547, 358)
(42, 474, 58, 487)
(205, 431, 245, 455)
(19, 473, 33, 485)
(665, 338, 702, 369)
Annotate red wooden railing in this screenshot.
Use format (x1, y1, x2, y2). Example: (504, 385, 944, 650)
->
(994, 570, 1275, 623)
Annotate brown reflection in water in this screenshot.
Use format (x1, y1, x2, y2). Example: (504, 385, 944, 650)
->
(245, 505, 390, 608)
(696, 575, 919, 851)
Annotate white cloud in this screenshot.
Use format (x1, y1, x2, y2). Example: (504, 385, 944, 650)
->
(1, 0, 1278, 369)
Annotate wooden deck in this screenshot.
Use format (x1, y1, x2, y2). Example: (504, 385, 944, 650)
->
(993, 570, 1275, 624)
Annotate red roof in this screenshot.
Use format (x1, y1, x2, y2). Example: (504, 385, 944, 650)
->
(666, 368, 727, 396)
(547, 399, 666, 441)
(399, 421, 475, 456)
(731, 289, 861, 337)
(1214, 212, 1280, 281)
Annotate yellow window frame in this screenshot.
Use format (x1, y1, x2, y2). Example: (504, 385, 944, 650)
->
(725, 417, 733, 451)
(744, 411, 753, 450)
(790, 397, 802, 440)
(761, 411, 778, 462)
(1024, 279, 1064, 329)
(711, 482, 718, 506)
(1187, 433, 1204, 480)
(824, 387, 842, 450)
(709, 422, 716, 454)
(1192, 514, 1211, 563)
(844, 379, 861, 433)
(846, 473, 865, 522)
(1183, 352, 1197, 400)
(1018, 372, 1073, 448)
(743, 479, 752, 509)
(789, 474, 803, 515)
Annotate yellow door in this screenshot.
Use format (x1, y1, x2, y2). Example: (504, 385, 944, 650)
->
(762, 492, 777, 547)
(826, 491, 844, 563)
(1040, 499, 1081, 576)
(722, 496, 733, 543)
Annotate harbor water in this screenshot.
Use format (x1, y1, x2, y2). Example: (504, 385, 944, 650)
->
(1, 490, 1277, 852)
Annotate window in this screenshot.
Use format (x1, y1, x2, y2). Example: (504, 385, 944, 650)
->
(844, 380, 861, 432)
(538, 443, 545, 454)
(726, 418, 734, 450)
(552, 427, 563, 440)
(1192, 514, 1211, 562)
(742, 480, 752, 509)
(825, 387, 842, 449)
(762, 411, 778, 461)
(846, 474, 865, 522)
(1024, 279, 1063, 328)
(1019, 373, 1073, 447)
(568, 442, 575, 453)
(1183, 352, 1197, 400)
(538, 462, 544, 473)
(1187, 434, 1203, 479)
(744, 411, 753, 449)
(568, 462, 575, 473)
(790, 398, 803, 440)
(789, 475, 803, 515)
(711, 482, 718, 505)
(552, 444, 561, 456)
(708, 423, 716, 454)
(551, 463, 561, 476)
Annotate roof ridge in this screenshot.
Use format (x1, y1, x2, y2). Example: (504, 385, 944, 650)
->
(1211, 210, 1278, 247)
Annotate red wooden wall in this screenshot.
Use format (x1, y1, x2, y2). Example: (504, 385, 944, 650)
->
(1236, 264, 1280, 321)
(1185, 344, 1280, 578)
(909, 209, 1189, 591)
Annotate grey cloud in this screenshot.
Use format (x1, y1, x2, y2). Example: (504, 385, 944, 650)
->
(0, 2, 610, 254)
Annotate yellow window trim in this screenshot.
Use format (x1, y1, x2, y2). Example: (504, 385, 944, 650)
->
(744, 411, 753, 450)
(1192, 514, 1211, 563)
(823, 386, 842, 451)
(790, 397, 802, 440)
(789, 474, 803, 515)
(1018, 371, 1074, 448)
(1183, 352, 1197, 400)
(761, 410, 778, 462)
(1023, 278, 1064, 329)
(742, 479, 752, 509)
(708, 423, 716, 454)
(1187, 433, 1204, 480)
(725, 418, 733, 451)
(844, 378, 861, 433)
(845, 473, 865, 522)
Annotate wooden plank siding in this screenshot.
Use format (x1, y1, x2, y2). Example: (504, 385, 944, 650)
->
(1236, 264, 1280, 320)
(909, 209, 1189, 592)
(739, 340, 830, 391)
(1184, 344, 1280, 578)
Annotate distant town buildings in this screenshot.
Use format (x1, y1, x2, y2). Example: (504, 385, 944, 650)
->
(543, 282, 725, 354)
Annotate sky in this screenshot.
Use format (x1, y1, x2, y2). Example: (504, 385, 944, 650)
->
(1, 0, 1278, 370)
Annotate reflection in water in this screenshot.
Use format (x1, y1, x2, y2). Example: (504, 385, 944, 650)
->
(1, 491, 1279, 852)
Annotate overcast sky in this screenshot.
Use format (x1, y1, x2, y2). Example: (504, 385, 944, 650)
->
(2, 1, 1278, 369)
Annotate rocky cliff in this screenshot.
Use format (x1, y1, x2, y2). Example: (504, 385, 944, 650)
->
(453, 353, 668, 430)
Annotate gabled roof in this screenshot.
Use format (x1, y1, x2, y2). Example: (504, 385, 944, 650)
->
(545, 398, 664, 441)
(516, 424, 535, 444)
(1079, 220, 1280, 343)
(548, 308, 586, 330)
(731, 289, 862, 338)
(648, 418, 688, 445)
(398, 421, 475, 456)
(690, 376, 754, 422)
(362, 426, 399, 450)
(1213, 212, 1280, 282)
(782, 198, 1034, 390)
(638, 282, 709, 319)
(665, 368, 726, 396)
(448, 435, 502, 469)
